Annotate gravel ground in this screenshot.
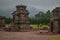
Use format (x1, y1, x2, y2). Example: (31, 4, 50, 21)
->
(0, 30, 60, 40)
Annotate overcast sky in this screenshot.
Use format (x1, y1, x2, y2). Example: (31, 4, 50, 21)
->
(0, 0, 60, 10)
(0, 0, 60, 17)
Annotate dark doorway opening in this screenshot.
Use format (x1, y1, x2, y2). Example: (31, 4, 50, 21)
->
(51, 22, 53, 32)
(58, 20, 60, 33)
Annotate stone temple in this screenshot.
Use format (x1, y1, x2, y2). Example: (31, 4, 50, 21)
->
(49, 7, 60, 34)
(11, 4, 30, 31)
(0, 16, 5, 29)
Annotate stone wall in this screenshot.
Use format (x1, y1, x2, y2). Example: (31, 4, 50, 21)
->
(49, 7, 60, 34)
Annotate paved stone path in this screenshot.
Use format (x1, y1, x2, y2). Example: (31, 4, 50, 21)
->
(0, 30, 60, 40)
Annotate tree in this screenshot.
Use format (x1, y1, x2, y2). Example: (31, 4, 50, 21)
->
(44, 10, 51, 24)
(45, 10, 51, 18)
(5, 17, 12, 24)
(35, 11, 45, 18)
(29, 10, 51, 28)
(35, 11, 45, 28)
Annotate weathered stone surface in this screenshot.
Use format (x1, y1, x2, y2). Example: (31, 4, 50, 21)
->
(49, 7, 60, 34)
(10, 4, 30, 31)
(0, 16, 5, 29)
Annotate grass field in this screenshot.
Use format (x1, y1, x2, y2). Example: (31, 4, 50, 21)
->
(30, 24, 49, 29)
(5, 24, 49, 29)
(48, 38, 60, 40)
(5, 24, 10, 28)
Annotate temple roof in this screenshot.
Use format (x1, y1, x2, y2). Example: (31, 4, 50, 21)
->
(16, 4, 26, 9)
(52, 7, 60, 12)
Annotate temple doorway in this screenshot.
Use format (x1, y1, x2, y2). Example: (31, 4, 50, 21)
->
(51, 22, 53, 32)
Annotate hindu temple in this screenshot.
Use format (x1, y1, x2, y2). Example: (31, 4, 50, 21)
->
(49, 7, 60, 34)
(11, 4, 30, 31)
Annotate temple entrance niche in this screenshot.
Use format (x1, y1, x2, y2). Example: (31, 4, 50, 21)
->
(50, 7, 60, 34)
(11, 4, 30, 31)
(51, 22, 53, 32)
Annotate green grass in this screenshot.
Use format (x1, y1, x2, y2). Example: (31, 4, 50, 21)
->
(5, 24, 49, 29)
(48, 38, 60, 40)
(30, 24, 38, 28)
(30, 24, 49, 29)
(5, 24, 10, 28)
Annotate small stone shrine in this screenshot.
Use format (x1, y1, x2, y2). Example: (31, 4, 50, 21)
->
(11, 4, 30, 31)
(0, 16, 5, 29)
(49, 7, 60, 34)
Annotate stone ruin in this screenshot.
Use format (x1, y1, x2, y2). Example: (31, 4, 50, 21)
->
(10, 4, 30, 32)
(49, 7, 60, 34)
(0, 16, 5, 31)
(0, 4, 60, 33)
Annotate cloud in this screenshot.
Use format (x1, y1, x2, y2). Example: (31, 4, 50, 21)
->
(0, 0, 60, 17)
(0, 0, 60, 10)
